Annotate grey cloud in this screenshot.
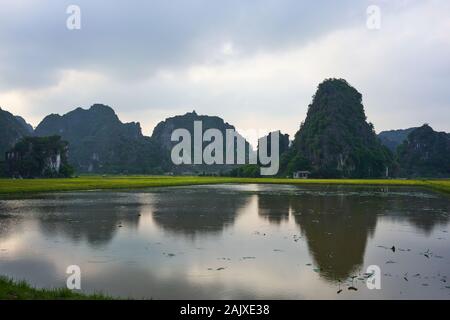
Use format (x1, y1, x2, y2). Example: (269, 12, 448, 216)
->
(0, 0, 367, 90)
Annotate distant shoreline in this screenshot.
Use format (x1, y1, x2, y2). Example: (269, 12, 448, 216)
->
(0, 176, 448, 195)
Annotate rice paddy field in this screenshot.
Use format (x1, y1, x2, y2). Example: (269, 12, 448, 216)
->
(0, 176, 449, 299)
(0, 176, 449, 195)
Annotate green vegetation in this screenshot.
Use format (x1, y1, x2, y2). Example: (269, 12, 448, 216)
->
(5, 135, 74, 178)
(0, 176, 448, 195)
(228, 164, 261, 177)
(0, 276, 111, 300)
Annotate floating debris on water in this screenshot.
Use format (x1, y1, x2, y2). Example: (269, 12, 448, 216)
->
(422, 249, 433, 259)
(386, 260, 396, 264)
(163, 253, 176, 257)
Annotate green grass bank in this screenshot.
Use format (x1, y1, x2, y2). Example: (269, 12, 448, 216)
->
(0, 276, 111, 300)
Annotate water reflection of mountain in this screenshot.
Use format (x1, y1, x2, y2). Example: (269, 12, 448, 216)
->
(255, 186, 449, 282)
(381, 193, 450, 235)
(35, 193, 142, 247)
(289, 195, 378, 281)
(257, 196, 290, 224)
(151, 190, 250, 238)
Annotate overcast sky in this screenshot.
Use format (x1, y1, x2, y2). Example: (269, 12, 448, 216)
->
(0, 0, 449, 138)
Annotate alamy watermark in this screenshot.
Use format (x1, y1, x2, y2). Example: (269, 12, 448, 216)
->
(66, 5, 81, 30)
(171, 121, 280, 175)
(66, 265, 81, 290)
(366, 265, 381, 290)
(366, 5, 381, 30)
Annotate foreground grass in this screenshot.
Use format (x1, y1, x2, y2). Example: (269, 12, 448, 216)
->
(0, 276, 111, 300)
(0, 175, 448, 194)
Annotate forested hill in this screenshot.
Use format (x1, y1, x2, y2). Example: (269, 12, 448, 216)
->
(151, 111, 252, 174)
(378, 128, 417, 152)
(397, 124, 450, 178)
(281, 79, 393, 178)
(34, 104, 161, 174)
(0, 108, 33, 156)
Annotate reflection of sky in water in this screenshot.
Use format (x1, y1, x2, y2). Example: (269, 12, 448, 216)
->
(0, 184, 449, 299)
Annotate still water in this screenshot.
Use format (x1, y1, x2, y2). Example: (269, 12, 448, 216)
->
(0, 184, 449, 299)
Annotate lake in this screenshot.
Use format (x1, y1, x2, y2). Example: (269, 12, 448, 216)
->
(0, 184, 449, 299)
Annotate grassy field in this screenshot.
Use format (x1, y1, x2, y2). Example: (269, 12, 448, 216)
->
(0, 276, 111, 300)
(0, 175, 449, 194)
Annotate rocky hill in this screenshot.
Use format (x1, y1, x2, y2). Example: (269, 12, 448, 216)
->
(283, 79, 393, 178)
(397, 124, 450, 177)
(35, 104, 161, 174)
(151, 111, 251, 174)
(378, 128, 417, 152)
(0, 108, 33, 158)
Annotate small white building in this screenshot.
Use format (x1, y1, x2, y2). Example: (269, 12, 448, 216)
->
(293, 171, 310, 179)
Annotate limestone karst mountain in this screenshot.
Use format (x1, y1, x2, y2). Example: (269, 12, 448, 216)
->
(397, 124, 450, 177)
(378, 128, 417, 152)
(34, 104, 161, 174)
(151, 110, 252, 174)
(0, 108, 34, 157)
(282, 79, 393, 178)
